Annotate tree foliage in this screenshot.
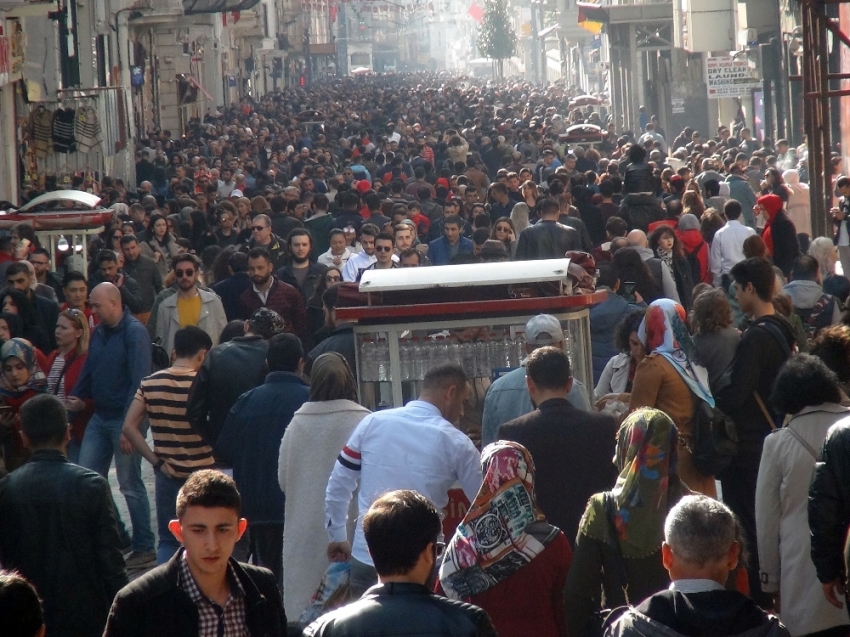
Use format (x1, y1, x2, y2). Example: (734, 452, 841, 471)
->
(478, 0, 517, 66)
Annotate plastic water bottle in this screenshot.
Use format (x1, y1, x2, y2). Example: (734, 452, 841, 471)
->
(411, 337, 424, 381)
(448, 335, 462, 367)
(434, 336, 449, 369)
(377, 339, 389, 382)
(462, 341, 477, 378)
(360, 338, 375, 382)
(475, 338, 490, 379)
(512, 335, 525, 366)
(400, 339, 412, 381)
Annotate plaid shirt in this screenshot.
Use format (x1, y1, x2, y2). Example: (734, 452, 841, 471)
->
(178, 551, 249, 637)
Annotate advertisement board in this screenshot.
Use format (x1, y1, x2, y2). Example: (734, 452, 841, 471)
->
(706, 55, 761, 98)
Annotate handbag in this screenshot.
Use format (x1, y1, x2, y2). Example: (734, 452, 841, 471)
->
(299, 561, 353, 627)
(590, 493, 631, 637)
(686, 392, 738, 476)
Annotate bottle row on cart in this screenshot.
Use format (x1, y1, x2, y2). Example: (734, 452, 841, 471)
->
(359, 331, 539, 382)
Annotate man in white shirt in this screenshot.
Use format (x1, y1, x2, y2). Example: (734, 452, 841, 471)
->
(342, 224, 399, 282)
(325, 364, 482, 597)
(710, 200, 756, 288)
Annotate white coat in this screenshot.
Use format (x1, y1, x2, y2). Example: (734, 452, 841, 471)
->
(277, 399, 370, 620)
(756, 402, 850, 636)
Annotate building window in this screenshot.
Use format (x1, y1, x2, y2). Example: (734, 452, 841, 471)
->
(350, 52, 370, 65)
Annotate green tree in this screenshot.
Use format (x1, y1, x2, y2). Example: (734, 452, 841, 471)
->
(478, 0, 517, 78)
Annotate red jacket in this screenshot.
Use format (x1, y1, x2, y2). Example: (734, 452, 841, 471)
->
(679, 228, 711, 284)
(42, 350, 95, 443)
(237, 278, 307, 338)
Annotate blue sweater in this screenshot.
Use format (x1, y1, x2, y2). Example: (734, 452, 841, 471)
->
(70, 308, 152, 419)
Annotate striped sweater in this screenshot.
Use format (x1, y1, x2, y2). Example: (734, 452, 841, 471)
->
(135, 367, 214, 478)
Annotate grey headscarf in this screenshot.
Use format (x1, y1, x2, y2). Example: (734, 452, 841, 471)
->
(678, 213, 700, 232)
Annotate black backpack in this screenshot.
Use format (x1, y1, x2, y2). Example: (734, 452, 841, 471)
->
(684, 241, 705, 284)
(688, 395, 739, 476)
(794, 294, 836, 340)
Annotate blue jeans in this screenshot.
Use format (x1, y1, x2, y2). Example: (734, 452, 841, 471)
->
(155, 471, 185, 564)
(79, 413, 155, 552)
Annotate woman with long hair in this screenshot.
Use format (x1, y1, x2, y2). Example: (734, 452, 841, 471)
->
(612, 247, 662, 304)
(649, 225, 694, 311)
(490, 217, 517, 258)
(439, 441, 572, 637)
(629, 299, 717, 496)
(146, 212, 181, 277)
(307, 267, 342, 348)
(44, 308, 93, 463)
(762, 167, 790, 202)
(0, 338, 48, 472)
(595, 311, 647, 403)
(277, 352, 371, 619)
(681, 190, 705, 219)
(565, 408, 688, 637)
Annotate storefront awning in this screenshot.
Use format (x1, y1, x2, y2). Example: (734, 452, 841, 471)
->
(182, 0, 259, 15)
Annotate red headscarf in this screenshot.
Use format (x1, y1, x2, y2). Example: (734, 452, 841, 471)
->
(757, 194, 783, 256)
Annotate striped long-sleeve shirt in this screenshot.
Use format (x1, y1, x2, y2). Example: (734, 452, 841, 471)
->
(135, 367, 214, 478)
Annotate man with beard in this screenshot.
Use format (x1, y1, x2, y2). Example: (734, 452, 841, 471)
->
(239, 247, 307, 342)
(276, 229, 327, 302)
(154, 253, 227, 354)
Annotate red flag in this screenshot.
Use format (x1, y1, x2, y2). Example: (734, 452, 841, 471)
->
(467, 3, 484, 23)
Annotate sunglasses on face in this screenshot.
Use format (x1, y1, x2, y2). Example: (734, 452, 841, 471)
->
(375, 245, 393, 253)
(252, 226, 268, 232)
(175, 269, 195, 278)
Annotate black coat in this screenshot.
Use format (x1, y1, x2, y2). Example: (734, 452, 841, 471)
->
(103, 549, 285, 637)
(305, 323, 355, 376)
(213, 272, 253, 321)
(515, 220, 582, 260)
(0, 450, 127, 637)
(810, 420, 850, 584)
(498, 398, 618, 544)
(303, 582, 495, 637)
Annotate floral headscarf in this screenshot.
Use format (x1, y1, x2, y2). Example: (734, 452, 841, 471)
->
(639, 299, 714, 406)
(579, 408, 688, 558)
(439, 441, 558, 599)
(0, 338, 47, 398)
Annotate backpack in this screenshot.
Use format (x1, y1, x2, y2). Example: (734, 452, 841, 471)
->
(794, 294, 836, 340)
(684, 241, 705, 284)
(688, 395, 739, 476)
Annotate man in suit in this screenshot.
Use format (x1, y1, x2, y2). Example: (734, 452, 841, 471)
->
(498, 346, 618, 544)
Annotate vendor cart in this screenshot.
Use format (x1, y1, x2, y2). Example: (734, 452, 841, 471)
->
(335, 259, 607, 414)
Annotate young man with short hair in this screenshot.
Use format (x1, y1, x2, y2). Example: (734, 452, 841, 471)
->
(238, 248, 307, 340)
(276, 228, 327, 302)
(305, 490, 495, 636)
(123, 326, 215, 565)
(28, 248, 64, 301)
(120, 235, 163, 322)
(61, 270, 97, 328)
(86, 251, 144, 316)
(358, 233, 398, 279)
(428, 214, 473, 266)
(103, 470, 286, 637)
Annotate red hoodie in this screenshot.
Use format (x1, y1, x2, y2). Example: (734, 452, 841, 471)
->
(679, 228, 711, 284)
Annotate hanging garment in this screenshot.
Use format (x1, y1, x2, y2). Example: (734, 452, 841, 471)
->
(29, 106, 54, 158)
(75, 105, 103, 152)
(52, 107, 77, 154)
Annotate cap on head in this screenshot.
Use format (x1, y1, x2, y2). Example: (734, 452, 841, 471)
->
(525, 314, 564, 346)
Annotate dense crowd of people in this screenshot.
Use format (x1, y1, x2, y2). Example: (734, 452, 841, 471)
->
(0, 73, 850, 637)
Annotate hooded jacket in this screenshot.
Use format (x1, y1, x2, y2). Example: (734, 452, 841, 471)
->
(782, 280, 840, 338)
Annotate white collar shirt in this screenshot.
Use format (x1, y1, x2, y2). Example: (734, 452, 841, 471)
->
(325, 400, 482, 565)
(709, 220, 756, 286)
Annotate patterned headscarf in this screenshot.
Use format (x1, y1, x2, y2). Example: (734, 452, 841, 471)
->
(439, 441, 558, 599)
(579, 408, 687, 558)
(0, 338, 47, 398)
(639, 299, 714, 406)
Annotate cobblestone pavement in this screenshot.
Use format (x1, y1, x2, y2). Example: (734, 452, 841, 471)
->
(106, 430, 157, 581)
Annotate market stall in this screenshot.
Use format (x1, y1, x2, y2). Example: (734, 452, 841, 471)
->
(335, 259, 607, 414)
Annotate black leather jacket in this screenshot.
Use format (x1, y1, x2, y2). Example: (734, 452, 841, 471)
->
(0, 450, 128, 637)
(187, 335, 268, 452)
(304, 582, 496, 637)
(515, 220, 582, 261)
(810, 420, 850, 584)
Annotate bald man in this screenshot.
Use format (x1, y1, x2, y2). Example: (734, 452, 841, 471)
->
(626, 230, 681, 303)
(68, 282, 156, 568)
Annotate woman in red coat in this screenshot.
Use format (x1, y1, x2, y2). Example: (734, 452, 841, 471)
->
(42, 308, 94, 464)
(438, 441, 572, 637)
(0, 338, 48, 473)
(677, 213, 712, 284)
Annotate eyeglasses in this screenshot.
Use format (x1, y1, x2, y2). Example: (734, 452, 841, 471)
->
(375, 245, 393, 252)
(175, 269, 195, 278)
(252, 226, 268, 232)
(496, 226, 510, 232)
(325, 275, 341, 282)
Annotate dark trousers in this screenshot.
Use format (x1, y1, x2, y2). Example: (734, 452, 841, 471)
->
(721, 450, 772, 607)
(248, 523, 283, 590)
